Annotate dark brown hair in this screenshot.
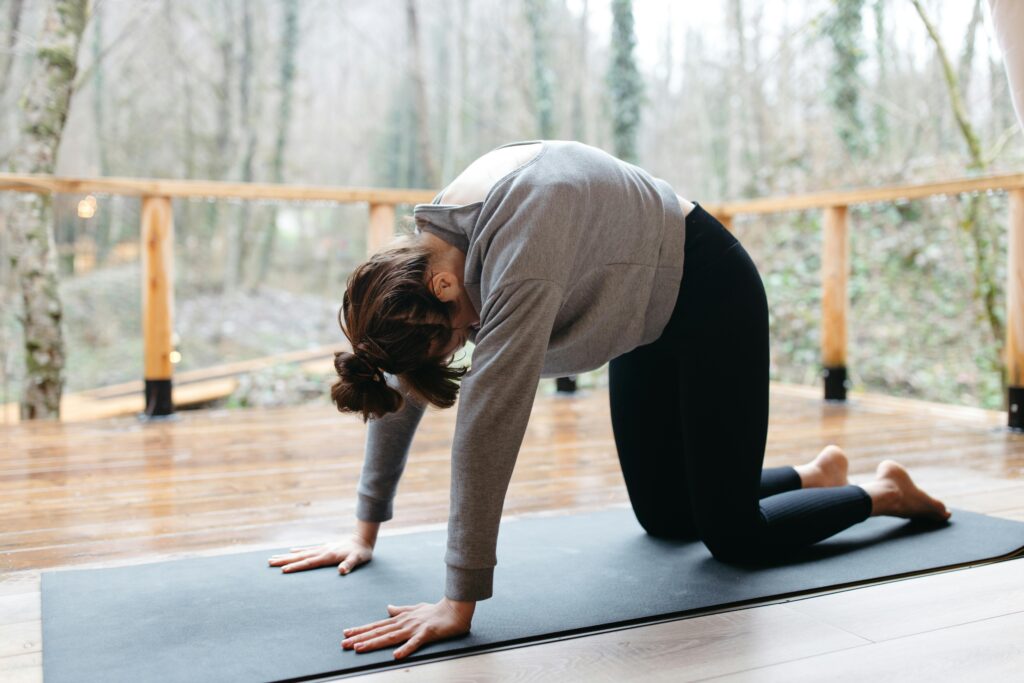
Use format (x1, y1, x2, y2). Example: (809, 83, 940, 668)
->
(332, 236, 468, 421)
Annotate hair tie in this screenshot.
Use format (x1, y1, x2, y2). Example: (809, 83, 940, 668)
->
(351, 350, 386, 385)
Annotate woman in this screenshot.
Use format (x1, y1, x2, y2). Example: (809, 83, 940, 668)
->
(268, 140, 951, 660)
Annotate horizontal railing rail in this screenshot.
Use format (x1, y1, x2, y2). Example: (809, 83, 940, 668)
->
(1, 171, 1022, 428)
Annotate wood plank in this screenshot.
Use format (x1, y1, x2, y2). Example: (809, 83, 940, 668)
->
(2, 384, 1023, 682)
(368, 203, 397, 255)
(0, 621, 40, 659)
(707, 609, 1024, 683)
(821, 206, 848, 370)
(141, 195, 175, 385)
(783, 558, 1024, 642)
(2, 172, 1023, 217)
(0, 377, 238, 424)
(0, 653, 41, 681)
(1007, 189, 1024, 390)
(340, 604, 868, 683)
(0, 172, 436, 205)
(707, 172, 1024, 216)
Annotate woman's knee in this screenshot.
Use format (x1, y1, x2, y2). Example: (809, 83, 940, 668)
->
(699, 522, 764, 564)
(633, 505, 698, 541)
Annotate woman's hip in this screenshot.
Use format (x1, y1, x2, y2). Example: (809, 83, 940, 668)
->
(663, 205, 768, 338)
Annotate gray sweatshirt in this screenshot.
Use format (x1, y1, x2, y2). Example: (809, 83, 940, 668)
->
(354, 140, 686, 601)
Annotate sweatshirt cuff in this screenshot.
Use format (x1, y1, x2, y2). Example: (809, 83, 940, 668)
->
(355, 492, 393, 522)
(445, 564, 494, 602)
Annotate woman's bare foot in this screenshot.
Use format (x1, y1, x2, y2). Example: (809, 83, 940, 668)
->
(794, 444, 850, 488)
(859, 460, 951, 521)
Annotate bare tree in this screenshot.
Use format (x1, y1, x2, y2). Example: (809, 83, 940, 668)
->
(7, 0, 89, 419)
(253, 0, 299, 287)
(225, 0, 258, 293)
(912, 0, 1003, 392)
(0, 0, 24, 96)
(406, 0, 436, 186)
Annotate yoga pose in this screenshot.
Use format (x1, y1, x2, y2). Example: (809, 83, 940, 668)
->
(267, 140, 951, 659)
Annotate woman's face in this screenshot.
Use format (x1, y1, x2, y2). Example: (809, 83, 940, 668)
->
(435, 288, 479, 360)
(421, 233, 479, 360)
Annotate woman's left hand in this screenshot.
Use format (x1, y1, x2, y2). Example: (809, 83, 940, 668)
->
(341, 597, 475, 659)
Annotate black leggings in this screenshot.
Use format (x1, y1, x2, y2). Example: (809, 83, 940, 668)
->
(608, 204, 872, 563)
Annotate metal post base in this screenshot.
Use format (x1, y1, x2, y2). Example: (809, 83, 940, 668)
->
(555, 376, 577, 394)
(1008, 386, 1024, 431)
(822, 365, 848, 401)
(143, 379, 174, 417)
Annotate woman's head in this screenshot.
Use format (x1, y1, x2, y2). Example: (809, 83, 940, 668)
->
(332, 231, 476, 422)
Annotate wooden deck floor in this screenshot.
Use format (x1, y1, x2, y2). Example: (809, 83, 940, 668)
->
(1, 382, 1023, 681)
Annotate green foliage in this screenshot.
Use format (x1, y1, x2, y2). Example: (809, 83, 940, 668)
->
(733, 195, 1010, 410)
(824, 0, 867, 158)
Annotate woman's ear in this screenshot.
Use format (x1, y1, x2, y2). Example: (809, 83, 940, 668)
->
(429, 271, 459, 302)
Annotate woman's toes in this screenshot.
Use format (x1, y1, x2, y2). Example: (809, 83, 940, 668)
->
(874, 460, 950, 521)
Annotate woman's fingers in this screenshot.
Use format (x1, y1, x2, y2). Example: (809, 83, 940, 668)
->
(267, 548, 320, 566)
(341, 622, 403, 649)
(386, 603, 415, 615)
(346, 626, 411, 653)
(282, 555, 326, 573)
(393, 632, 426, 659)
(342, 615, 397, 638)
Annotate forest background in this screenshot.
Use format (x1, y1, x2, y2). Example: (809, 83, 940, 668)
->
(0, 0, 1021, 419)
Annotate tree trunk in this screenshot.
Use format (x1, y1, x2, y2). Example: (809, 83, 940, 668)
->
(440, 0, 467, 182)
(224, 0, 257, 293)
(912, 0, 1003, 394)
(405, 0, 437, 187)
(872, 0, 888, 155)
(570, 0, 589, 143)
(204, 0, 235, 274)
(525, 0, 555, 138)
(7, 0, 89, 420)
(957, 0, 983, 99)
(0, 0, 24, 96)
(254, 0, 298, 289)
(158, 0, 200, 281)
(607, 0, 642, 163)
(91, 0, 114, 266)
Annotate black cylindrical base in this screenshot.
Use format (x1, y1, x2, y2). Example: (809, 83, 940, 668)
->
(822, 365, 848, 401)
(144, 379, 174, 417)
(1008, 386, 1024, 431)
(555, 376, 577, 394)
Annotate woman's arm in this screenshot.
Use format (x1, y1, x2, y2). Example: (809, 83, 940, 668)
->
(355, 373, 428, 523)
(353, 519, 380, 547)
(443, 278, 565, 601)
(338, 279, 562, 659)
(989, 0, 1024, 130)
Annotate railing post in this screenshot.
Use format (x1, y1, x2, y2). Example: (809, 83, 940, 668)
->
(1006, 190, 1024, 430)
(141, 195, 175, 418)
(368, 203, 396, 256)
(821, 205, 849, 401)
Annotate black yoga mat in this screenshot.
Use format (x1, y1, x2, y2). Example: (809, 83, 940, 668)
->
(42, 506, 1024, 683)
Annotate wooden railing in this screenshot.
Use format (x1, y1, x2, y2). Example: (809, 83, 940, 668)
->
(2, 171, 1024, 428)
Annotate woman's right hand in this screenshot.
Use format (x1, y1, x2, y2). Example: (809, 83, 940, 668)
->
(268, 534, 374, 575)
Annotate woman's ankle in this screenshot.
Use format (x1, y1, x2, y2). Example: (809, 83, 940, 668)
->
(857, 480, 900, 517)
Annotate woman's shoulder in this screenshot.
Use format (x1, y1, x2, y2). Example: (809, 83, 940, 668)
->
(437, 142, 546, 206)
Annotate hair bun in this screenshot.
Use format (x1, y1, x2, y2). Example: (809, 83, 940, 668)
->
(338, 350, 384, 383)
(331, 350, 403, 421)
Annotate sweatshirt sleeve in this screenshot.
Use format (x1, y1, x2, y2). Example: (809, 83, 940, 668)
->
(989, 0, 1024, 131)
(355, 373, 428, 523)
(444, 278, 564, 602)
